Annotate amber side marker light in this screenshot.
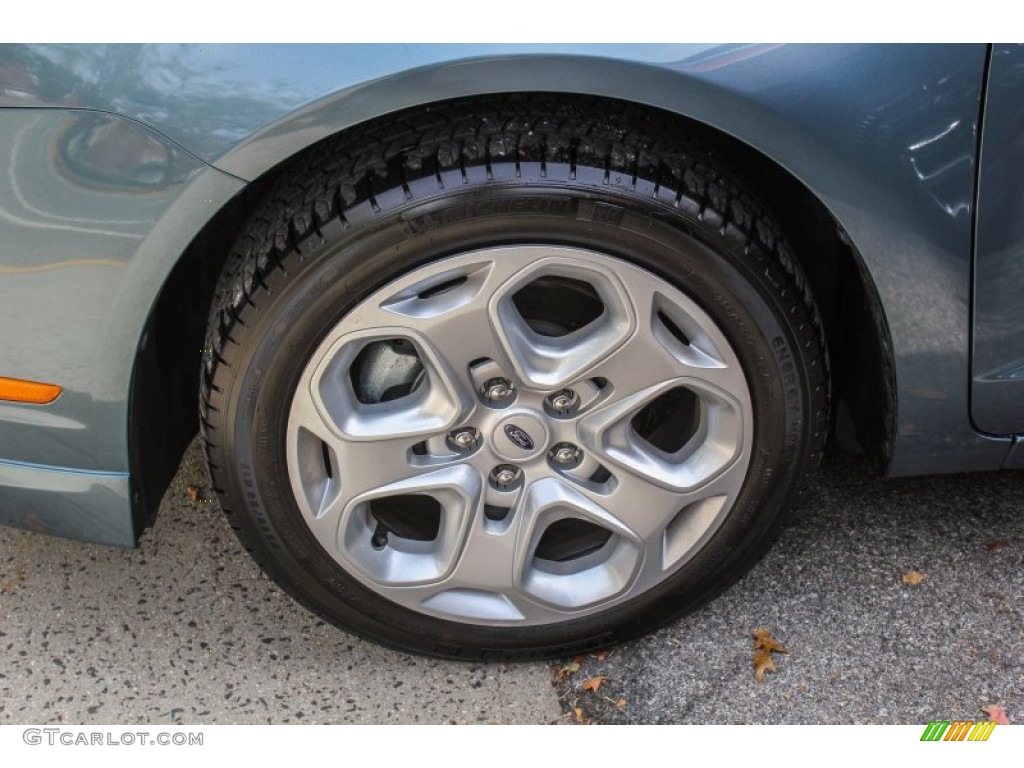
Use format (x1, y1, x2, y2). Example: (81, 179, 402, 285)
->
(0, 376, 62, 404)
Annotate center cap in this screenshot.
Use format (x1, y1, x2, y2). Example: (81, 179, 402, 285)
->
(492, 412, 549, 461)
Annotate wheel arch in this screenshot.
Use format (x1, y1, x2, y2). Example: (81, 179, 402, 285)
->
(129, 88, 896, 538)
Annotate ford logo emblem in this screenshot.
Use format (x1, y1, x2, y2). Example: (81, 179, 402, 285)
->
(504, 424, 535, 451)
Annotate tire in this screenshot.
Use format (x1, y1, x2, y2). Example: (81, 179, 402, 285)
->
(200, 95, 828, 660)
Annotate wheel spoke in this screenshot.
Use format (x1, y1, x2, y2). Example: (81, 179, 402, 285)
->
(434, 499, 525, 592)
(487, 254, 638, 390)
(288, 377, 340, 444)
(579, 375, 745, 486)
(564, 454, 746, 590)
(415, 313, 508, 390)
(325, 463, 486, 590)
(351, 252, 533, 386)
(350, 481, 539, 623)
(511, 477, 644, 612)
(639, 455, 748, 579)
(337, 437, 446, 500)
(590, 454, 745, 541)
(301, 439, 454, 540)
(576, 288, 750, 494)
(293, 328, 472, 442)
(581, 289, 744, 412)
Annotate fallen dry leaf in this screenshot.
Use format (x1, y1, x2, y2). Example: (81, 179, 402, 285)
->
(901, 569, 927, 585)
(753, 649, 777, 683)
(582, 676, 607, 693)
(982, 704, 1011, 725)
(985, 540, 1011, 552)
(752, 628, 788, 683)
(554, 660, 581, 681)
(572, 707, 587, 723)
(753, 628, 788, 654)
(186, 485, 199, 502)
(615, 698, 627, 709)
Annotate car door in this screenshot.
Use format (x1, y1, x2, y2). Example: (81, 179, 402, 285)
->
(973, 44, 1024, 435)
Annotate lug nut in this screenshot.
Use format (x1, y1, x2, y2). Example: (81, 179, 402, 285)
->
(491, 464, 522, 489)
(551, 442, 583, 467)
(548, 389, 576, 412)
(495, 467, 518, 485)
(482, 377, 514, 404)
(449, 427, 479, 452)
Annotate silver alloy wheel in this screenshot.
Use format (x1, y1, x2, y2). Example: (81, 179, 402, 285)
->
(285, 245, 753, 626)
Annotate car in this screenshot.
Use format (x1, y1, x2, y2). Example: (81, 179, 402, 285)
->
(1, 43, 1019, 660)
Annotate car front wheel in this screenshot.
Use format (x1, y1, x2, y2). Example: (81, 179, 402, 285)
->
(200, 96, 828, 659)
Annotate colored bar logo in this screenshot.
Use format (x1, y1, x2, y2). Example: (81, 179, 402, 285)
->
(921, 720, 997, 741)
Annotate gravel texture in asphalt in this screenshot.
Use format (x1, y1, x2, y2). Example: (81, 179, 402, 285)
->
(554, 451, 1024, 724)
(0, 439, 561, 725)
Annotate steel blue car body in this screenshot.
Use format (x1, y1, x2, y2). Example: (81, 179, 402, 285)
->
(0, 43, 1021, 547)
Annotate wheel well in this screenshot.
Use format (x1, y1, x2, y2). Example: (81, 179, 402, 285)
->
(700, 128, 896, 469)
(128, 93, 895, 538)
(127, 176, 274, 537)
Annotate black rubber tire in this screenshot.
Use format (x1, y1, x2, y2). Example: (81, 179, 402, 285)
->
(200, 95, 829, 661)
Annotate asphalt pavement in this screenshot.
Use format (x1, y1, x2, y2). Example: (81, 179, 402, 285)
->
(556, 450, 1024, 724)
(0, 439, 561, 725)
(1, 440, 1021, 725)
